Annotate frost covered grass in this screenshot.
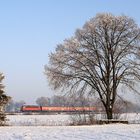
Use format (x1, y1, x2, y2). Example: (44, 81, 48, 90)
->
(6, 113, 140, 126)
(7, 114, 71, 126)
(120, 113, 140, 124)
(0, 113, 139, 140)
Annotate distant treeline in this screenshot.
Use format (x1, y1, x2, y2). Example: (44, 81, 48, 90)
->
(5, 95, 140, 113)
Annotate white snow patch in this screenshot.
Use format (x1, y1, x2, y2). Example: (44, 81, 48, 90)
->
(0, 125, 140, 140)
(7, 114, 71, 126)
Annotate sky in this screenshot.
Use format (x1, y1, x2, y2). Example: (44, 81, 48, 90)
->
(0, 0, 140, 104)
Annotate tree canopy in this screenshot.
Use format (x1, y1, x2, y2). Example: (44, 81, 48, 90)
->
(45, 13, 140, 119)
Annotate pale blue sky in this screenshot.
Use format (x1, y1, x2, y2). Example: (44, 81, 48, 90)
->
(0, 0, 140, 104)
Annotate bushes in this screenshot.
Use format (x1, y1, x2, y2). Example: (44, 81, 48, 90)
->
(70, 112, 97, 125)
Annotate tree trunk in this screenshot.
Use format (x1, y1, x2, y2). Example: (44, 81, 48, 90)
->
(106, 107, 113, 120)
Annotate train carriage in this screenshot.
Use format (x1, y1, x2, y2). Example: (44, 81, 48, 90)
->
(21, 105, 97, 113)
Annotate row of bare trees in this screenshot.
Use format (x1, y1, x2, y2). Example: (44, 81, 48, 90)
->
(35, 95, 140, 113)
(5, 100, 26, 112)
(45, 13, 140, 119)
(6, 94, 140, 114)
(35, 95, 94, 107)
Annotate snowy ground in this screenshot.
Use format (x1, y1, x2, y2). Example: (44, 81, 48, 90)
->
(0, 113, 139, 140)
(7, 114, 71, 126)
(0, 124, 140, 140)
(6, 113, 140, 126)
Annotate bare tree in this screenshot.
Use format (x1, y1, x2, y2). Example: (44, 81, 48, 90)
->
(51, 95, 67, 106)
(36, 97, 50, 106)
(14, 100, 26, 112)
(5, 99, 15, 112)
(45, 13, 140, 119)
(5, 100, 27, 112)
(0, 73, 10, 125)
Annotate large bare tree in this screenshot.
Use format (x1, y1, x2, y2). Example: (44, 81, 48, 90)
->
(45, 13, 140, 119)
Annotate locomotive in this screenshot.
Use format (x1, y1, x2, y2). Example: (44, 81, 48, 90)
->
(21, 105, 96, 113)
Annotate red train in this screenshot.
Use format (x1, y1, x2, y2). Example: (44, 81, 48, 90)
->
(21, 105, 96, 113)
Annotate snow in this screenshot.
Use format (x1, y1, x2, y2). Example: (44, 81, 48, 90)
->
(7, 114, 71, 126)
(0, 113, 140, 140)
(0, 124, 140, 140)
(120, 113, 140, 124)
(7, 113, 140, 126)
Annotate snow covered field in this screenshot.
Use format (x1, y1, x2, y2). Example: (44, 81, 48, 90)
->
(7, 114, 71, 126)
(0, 124, 140, 140)
(6, 113, 140, 126)
(0, 114, 139, 140)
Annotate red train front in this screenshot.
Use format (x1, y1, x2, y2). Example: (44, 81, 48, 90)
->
(21, 105, 41, 112)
